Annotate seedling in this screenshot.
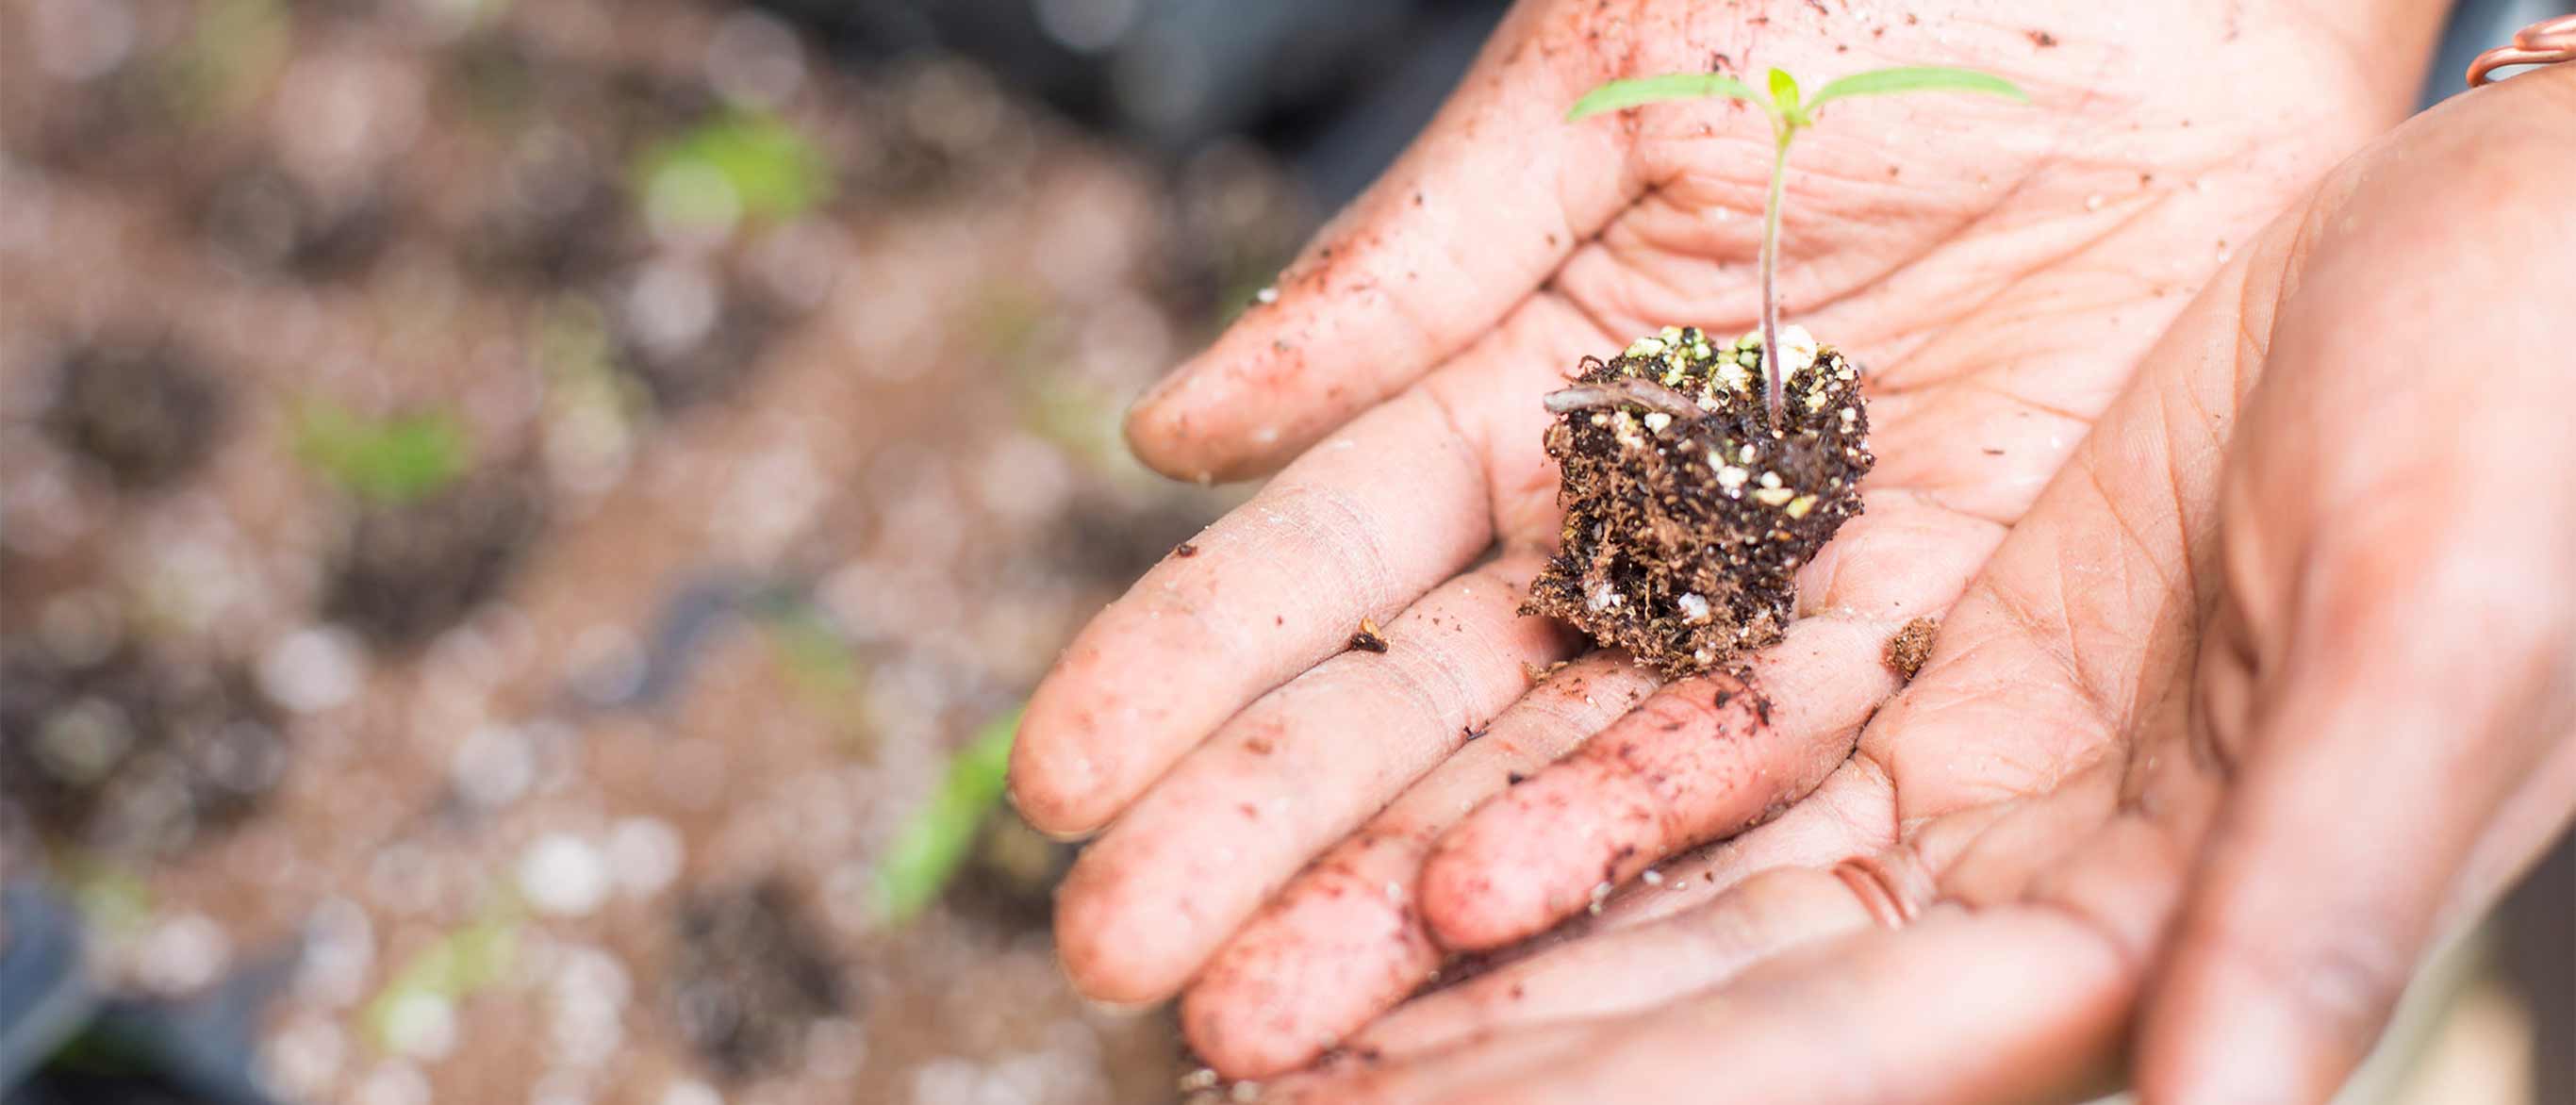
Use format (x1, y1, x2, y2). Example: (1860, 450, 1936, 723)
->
(1569, 65, 2025, 421)
(292, 400, 471, 504)
(1523, 65, 2026, 675)
(872, 706, 1022, 926)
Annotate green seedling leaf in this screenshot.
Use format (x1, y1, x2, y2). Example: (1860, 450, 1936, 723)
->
(1566, 72, 1762, 120)
(635, 111, 834, 228)
(1767, 67, 1803, 121)
(293, 401, 471, 505)
(873, 707, 1021, 927)
(1807, 66, 2029, 113)
(1564, 60, 2024, 422)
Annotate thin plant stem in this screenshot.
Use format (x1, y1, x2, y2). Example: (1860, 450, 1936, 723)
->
(1759, 126, 1792, 423)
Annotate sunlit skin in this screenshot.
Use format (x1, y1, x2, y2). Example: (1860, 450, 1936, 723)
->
(1003, 0, 2467, 1084)
(1263, 62, 2576, 1104)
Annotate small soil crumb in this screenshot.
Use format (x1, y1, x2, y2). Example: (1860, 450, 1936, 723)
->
(1172, 541, 1199, 558)
(1884, 617, 1939, 680)
(2028, 29, 2059, 47)
(1520, 659, 1571, 684)
(1346, 618, 1389, 654)
(1525, 326, 1874, 676)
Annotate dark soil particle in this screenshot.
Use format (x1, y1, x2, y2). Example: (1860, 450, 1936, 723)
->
(1346, 618, 1389, 654)
(197, 163, 394, 282)
(610, 268, 793, 411)
(1172, 541, 1199, 558)
(322, 472, 545, 649)
(42, 338, 229, 493)
(669, 879, 849, 1080)
(1525, 326, 1874, 676)
(0, 648, 288, 856)
(1884, 617, 1939, 679)
(464, 170, 636, 287)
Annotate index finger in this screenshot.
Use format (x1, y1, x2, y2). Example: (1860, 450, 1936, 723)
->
(1123, 1, 1661, 482)
(1011, 388, 1490, 836)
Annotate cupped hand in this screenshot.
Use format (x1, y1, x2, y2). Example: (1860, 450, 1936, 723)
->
(1005, 0, 2445, 1074)
(1265, 62, 2576, 1104)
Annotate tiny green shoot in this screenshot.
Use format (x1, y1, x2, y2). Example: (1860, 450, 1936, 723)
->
(872, 706, 1022, 927)
(361, 900, 521, 1054)
(1570, 65, 2025, 421)
(634, 110, 834, 232)
(293, 400, 472, 504)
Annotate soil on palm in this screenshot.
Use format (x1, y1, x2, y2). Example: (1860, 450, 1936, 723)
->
(1525, 326, 1873, 676)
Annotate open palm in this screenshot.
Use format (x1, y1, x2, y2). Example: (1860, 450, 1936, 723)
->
(1263, 65, 2576, 1103)
(1005, 0, 2445, 1077)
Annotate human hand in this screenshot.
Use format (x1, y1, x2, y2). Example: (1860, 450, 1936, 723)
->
(1263, 62, 2576, 1104)
(1006, 0, 2447, 1075)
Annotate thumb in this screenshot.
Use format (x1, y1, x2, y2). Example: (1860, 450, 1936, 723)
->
(1123, 2, 1660, 483)
(2138, 74, 2576, 1102)
(2137, 574, 2575, 1104)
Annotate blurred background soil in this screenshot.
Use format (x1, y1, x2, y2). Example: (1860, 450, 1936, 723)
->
(0, 1, 2564, 1103)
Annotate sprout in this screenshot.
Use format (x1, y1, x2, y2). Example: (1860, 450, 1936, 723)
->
(634, 110, 834, 233)
(293, 400, 472, 504)
(872, 706, 1022, 927)
(1571, 65, 2027, 421)
(362, 901, 521, 1055)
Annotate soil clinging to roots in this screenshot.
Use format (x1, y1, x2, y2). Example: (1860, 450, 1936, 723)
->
(1526, 325, 1874, 676)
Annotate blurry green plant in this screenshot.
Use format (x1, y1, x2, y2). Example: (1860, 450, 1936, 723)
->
(361, 902, 521, 1054)
(294, 401, 473, 504)
(56, 849, 154, 940)
(165, 0, 289, 124)
(1570, 65, 2024, 419)
(755, 602, 875, 750)
(635, 111, 834, 230)
(873, 706, 1021, 927)
(761, 605, 867, 701)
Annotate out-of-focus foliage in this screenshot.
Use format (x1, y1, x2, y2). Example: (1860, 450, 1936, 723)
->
(293, 402, 473, 505)
(873, 707, 1020, 926)
(634, 111, 834, 230)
